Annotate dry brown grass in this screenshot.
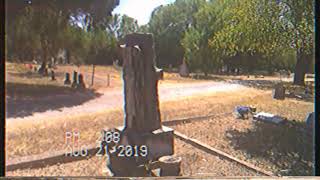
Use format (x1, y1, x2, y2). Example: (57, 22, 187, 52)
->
(5, 62, 314, 176)
(172, 94, 313, 176)
(6, 63, 75, 98)
(6, 87, 312, 159)
(5, 62, 208, 95)
(6, 88, 261, 159)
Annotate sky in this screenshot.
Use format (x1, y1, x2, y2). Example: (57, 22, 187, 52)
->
(113, 0, 176, 25)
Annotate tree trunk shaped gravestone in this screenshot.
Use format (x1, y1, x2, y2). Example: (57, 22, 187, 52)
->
(105, 33, 176, 177)
(122, 33, 162, 132)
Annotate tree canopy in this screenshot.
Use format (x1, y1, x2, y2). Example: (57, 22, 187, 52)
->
(6, 0, 314, 84)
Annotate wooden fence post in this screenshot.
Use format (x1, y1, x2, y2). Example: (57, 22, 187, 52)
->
(91, 64, 95, 86)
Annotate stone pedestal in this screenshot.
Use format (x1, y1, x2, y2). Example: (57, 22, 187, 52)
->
(105, 126, 174, 176)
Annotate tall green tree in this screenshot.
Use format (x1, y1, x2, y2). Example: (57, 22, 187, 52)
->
(182, 0, 230, 75)
(6, 0, 119, 67)
(107, 14, 140, 40)
(208, 0, 291, 73)
(149, 0, 205, 67)
(279, 0, 314, 85)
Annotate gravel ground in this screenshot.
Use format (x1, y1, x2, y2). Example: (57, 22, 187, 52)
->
(6, 138, 261, 177)
(7, 81, 244, 122)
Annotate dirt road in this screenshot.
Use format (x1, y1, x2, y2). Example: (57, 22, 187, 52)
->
(6, 81, 244, 123)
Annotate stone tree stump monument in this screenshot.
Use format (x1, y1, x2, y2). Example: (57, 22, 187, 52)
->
(104, 33, 177, 177)
(122, 33, 162, 132)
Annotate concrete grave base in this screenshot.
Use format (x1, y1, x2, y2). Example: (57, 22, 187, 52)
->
(103, 126, 174, 176)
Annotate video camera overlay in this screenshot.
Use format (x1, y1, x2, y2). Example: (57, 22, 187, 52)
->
(4, 0, 316, 177)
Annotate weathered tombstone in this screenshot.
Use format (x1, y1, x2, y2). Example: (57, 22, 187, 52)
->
(50, 70, 56, 81)
(305, 112, 314, 130)
(64, 73, 71, 85)
(105, 33, 176, 177)
(272, 83, 285, 100)
(179, 59, 189, 77)
(37, 63, 44, 75)
(77, 73, 86, 89)
(71, 71, 78, 88)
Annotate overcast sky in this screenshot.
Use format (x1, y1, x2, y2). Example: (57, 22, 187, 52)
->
(113, 0, 175, 25)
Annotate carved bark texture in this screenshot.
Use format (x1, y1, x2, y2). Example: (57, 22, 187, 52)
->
(122, 33, 161, 133)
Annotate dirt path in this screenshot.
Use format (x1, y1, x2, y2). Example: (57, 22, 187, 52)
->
(6, 81, 244, 123)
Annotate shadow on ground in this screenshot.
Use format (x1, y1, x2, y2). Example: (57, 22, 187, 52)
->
(226, 120, 313, 176)
(7, 71, 68, 79)
(232, 79, 284, 90)
(190, 74, 228, 81)
(6, 82, 102, 118)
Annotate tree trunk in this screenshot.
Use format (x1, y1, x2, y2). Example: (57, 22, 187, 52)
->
(38, 40, 49, 75)
(66, 49, 70, 64)
(293, 50, 309, 86)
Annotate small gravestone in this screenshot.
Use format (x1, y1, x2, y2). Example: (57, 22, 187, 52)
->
(37, 62, 45, 75)
(64, 73, 71, 85)
(37, 65, 42, 74)
(77, 73, 86, 89)
(179, 59, 189, 77)
(305, 112, 314, 130)
(71, 71, 78, 88)
(50, 70, 56, 81)
(272, 83, 285, 100)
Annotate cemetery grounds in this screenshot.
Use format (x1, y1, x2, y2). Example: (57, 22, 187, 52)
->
(5, 62, 314, 176)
